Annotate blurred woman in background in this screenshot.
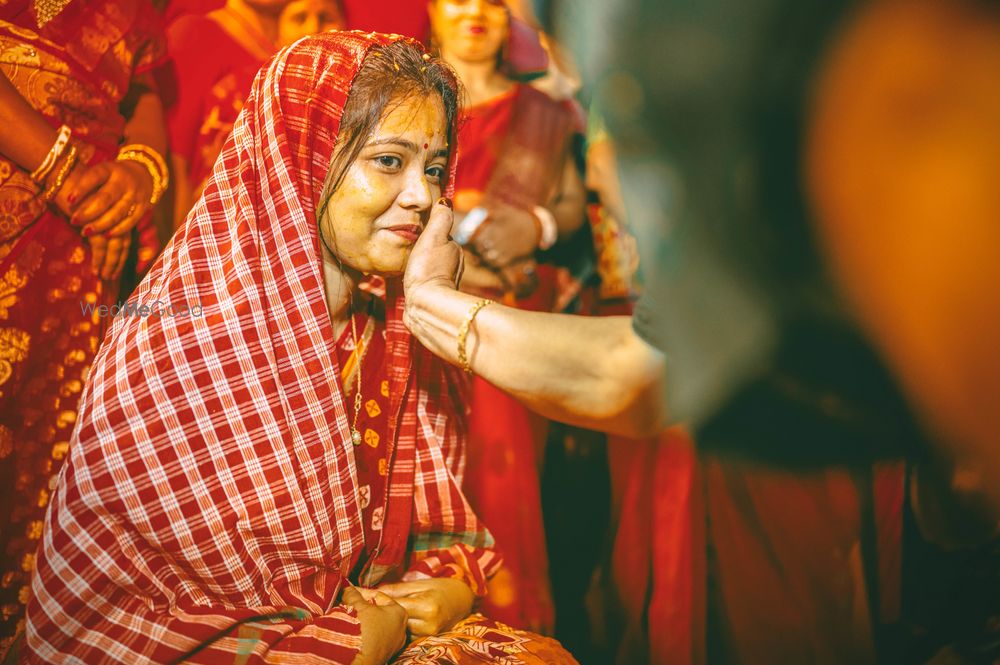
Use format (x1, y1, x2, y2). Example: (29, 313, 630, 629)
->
(165, 0, 345, 229)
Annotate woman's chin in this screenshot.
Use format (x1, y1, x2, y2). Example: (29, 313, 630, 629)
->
(364, 255, 409, 278)
(335, 249, 408, 279)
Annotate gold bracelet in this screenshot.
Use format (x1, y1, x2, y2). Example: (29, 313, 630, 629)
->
(31, 125, 72, 184)
(116, 144, 169, 205)
(42, 145, 78, 203)
(457, 298, 494, 375)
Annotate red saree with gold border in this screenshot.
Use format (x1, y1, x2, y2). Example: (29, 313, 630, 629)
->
(0, 0, 163, 648)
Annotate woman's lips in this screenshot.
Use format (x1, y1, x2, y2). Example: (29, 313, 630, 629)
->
(386, 225, 422, 242)
(467, 25, 486, 35)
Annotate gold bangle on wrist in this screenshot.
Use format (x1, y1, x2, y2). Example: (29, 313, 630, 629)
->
(42, 145, 78, 203)
(116, 143, 169, 205)
(457, 298, 494, 375)
(31, 125, 72, 184)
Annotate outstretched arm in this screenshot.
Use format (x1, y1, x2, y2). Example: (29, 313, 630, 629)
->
(404, 200, 666, 439)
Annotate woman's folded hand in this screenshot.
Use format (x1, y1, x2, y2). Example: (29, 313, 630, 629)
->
(344, 585, 408, 665)
(56, 158, 153, 280)
(376, 578, 474, 637)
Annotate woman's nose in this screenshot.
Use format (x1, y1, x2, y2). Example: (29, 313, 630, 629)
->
(398, 167, 433, 211)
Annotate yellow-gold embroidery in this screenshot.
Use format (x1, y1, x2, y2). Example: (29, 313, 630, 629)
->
(0, 327, 30, 387)
(25, 521, 42, 540)
(0, 264, 27, 319)
(55, 410, 76, 429)
(50, 442, 69, 460)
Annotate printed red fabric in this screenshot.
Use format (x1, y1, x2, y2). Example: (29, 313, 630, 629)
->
(25, 31, 499, 664)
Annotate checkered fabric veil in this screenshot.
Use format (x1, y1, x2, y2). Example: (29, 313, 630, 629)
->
(25, 31, 498, 664)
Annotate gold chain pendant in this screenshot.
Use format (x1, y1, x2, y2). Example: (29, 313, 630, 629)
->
(34, 0, 73, 28)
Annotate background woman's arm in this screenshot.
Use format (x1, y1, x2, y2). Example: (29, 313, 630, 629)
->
(0, 71, 60, 171)
(405, 201, 666, 438)
(547, 149, 586, 239)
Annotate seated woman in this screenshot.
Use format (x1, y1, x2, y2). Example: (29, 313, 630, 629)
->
(23, 32, 575, 665)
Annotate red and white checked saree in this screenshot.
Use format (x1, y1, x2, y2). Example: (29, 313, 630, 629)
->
(24, 31, 500, 664)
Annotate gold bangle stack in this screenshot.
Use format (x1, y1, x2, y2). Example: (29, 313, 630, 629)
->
(30, 125, 72, 184)
(42, 145, 78, 203)
(116, 144, 169, 205)
(457, 298, 494, 375)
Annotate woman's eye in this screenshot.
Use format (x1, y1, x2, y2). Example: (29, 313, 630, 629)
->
(426, 165, 446, 183)
(374, 155, 403, 170)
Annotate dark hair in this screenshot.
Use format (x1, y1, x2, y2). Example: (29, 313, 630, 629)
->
(316, 40, 461, 220)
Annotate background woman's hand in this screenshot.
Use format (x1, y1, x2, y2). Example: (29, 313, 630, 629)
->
(497, 257, 539, 299)
(64, 159, 152, 236)
(376, 578, 474, 637)
(471, 204, 538, 269)
(85, 233, 132, 281)
(53, 158, 152, 280)
(457, 251, 505, 294)
(343, 586, 408, 665)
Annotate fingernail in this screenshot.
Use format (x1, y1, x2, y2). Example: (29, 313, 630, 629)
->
(82, 227, 94, 237)
(437, 197, 452, 209)
(67, 193, 77, 205)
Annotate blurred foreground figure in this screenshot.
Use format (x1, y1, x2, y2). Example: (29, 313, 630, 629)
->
(564, 0, 1000, 662)
(404, 0, 999, 662)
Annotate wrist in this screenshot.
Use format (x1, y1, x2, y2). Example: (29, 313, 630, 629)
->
(30, 125, 72, 184)
(116, 143, 169, 204)
(404, 280, 454, 334)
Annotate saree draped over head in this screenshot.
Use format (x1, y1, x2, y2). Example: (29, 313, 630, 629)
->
(25, 31, 500, 664)
(0, 0, 163, 648)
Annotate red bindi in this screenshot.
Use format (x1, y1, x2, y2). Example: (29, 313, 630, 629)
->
(423, 143, 429, 149)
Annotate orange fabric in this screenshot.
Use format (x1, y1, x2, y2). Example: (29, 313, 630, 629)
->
(605, 432, 904, 665)
(395, 613, 579, 664)
(704, 460, 905, 665)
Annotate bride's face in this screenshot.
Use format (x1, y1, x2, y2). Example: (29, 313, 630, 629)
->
(319, 93, 449, 276)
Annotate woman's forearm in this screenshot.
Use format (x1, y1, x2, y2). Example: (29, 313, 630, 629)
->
(0, 70, 59, 171)
(549, 154, 586, 239)
(122, 74, 168, 154)
(405, 284, 667, 437)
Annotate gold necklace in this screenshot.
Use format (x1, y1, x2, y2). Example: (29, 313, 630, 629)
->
(348, 311, 370, 447)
